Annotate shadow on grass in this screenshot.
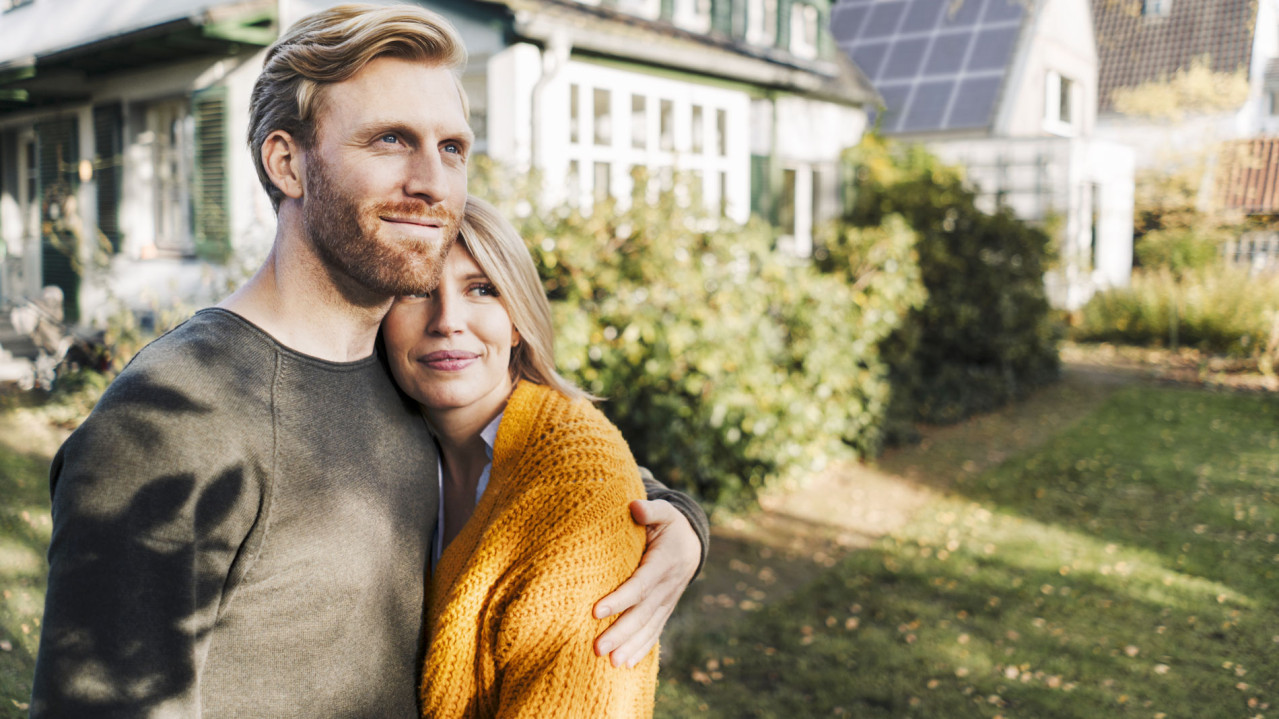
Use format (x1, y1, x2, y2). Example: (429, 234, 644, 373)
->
(658, 384, 1278, 719)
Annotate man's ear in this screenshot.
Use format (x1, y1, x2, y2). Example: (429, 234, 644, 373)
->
(261, 129, 306, 201)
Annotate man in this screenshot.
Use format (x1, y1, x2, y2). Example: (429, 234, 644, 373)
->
(30, 4, 707, 716)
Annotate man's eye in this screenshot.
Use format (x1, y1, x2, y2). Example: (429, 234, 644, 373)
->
(443, 142, 463, 155)
(380, 134, 400, 144)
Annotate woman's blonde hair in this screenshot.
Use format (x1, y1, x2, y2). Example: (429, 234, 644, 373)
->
(459, 196, 595, 402)
(248, 3, 467, 210)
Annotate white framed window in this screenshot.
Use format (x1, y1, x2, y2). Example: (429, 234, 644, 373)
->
(778, 164, 828, 257)
(790, 3, 819, 59)
(1141, 0, 1171, 17)
(1043, 70, 1075, 136)
(546, 61, 750, 223)
(145, 98, 195, 256)
(747, 0, 778, 48)
(1269, 89, 1279, 116)
(672, 0, 712, 33)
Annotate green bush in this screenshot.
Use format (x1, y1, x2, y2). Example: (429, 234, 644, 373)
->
(1076, 267, 1279, 370)
(481, 167, 924, 507)
(831, 135, 1061, 425)
(1133, 225, 1224, 274)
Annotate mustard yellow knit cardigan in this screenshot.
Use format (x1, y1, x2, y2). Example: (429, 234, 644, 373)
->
(419, 381, 658, 718)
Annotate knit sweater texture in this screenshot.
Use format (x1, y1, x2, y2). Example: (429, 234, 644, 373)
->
(420, 381, 658, 718)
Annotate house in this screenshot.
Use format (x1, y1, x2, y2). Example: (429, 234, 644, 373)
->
(1090, 0, 1279, 169)
(832, 0, 1136, 310)
(0, 0, 874, 331)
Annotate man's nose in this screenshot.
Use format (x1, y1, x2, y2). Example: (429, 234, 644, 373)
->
(405, 147, 448, 203)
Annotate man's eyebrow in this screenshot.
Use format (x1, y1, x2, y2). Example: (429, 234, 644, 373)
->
(351, 122, 474, 146)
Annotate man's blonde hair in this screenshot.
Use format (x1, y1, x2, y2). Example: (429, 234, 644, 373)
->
(248, 3, 468, 210)
(459, 196, 596, 403)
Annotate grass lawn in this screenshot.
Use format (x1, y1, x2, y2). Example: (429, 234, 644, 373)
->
(1, 380, 1276, 718)
(656, 385, 1278, 718)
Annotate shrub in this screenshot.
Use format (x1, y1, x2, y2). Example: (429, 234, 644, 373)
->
(1134, 225, 1224, 274)
(832, 135, 1061, 425)
(1076, 267, 1279, 371)
(483, 166, 924, 507)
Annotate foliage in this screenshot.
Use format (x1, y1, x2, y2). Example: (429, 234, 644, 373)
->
(1111, 56, 1252, 122)
(1133, 224, 1226, 274)
(656, 385, 1279, 717)
(1076, 267, 1279, 372)
(486, 167, 924, 506)
(833, 134, 1061, 425)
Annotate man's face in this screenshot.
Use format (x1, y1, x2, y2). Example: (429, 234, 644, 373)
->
(301, 56, 472, 296)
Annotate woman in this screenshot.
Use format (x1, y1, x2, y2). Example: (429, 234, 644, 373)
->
(382, 196, 658, 718)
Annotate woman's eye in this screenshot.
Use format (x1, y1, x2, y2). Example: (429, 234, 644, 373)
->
(469, 284, 499, 298)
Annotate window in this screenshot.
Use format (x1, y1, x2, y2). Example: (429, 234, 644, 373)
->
(593, 88, 612, 146)
(1044, 70, 1074, 135)
(660, 99, 675, 151)
(747, 0, 778, 47)
(569, 84, 581, 144)
(717, 109, 727, 156)
(790, 3, 819, 59)
(1269, 89, 1279, 117)
(1141, 0, 1171, 16)
(632, 96, 647, 149)
(148, 99, 194, 256)
(691, 105, 704, 153)
(672, 0, 711, 33)
(615, 0, 660, 19)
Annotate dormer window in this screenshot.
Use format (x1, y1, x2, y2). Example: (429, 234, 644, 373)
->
(790, 3, 819, 60)
(747, 0, 778, 48)
(1142, 0, 1171, 17)
(672, 0, 711, 33)
(1044, 69, 1075, 135)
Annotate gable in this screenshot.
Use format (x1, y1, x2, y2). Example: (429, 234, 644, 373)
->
(1092, 0, 1258, 113)
(831, 0, 1030, 134)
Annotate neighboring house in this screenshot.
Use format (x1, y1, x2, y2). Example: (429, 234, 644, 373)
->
(832, 0, 1136, 310)
(0, 0, 874, 328)
(1090, 0, 1279, 168)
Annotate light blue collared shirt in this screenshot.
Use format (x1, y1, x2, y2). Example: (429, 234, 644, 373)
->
(432, 411, 504, 566)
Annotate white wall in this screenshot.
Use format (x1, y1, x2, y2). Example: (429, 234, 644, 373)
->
(998, 0, 1098, 139)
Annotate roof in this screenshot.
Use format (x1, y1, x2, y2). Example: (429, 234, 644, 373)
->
(1091, 0, 1258, 113)
(831, 0, 1031, 135)
(490, 0, 876, 105)
(0, 0, 273, 70)
(1216, 136, 1279, 215)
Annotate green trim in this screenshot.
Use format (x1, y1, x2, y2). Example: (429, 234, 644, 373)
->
(0, 65, 35, 86)
(202, 8, 277, 47)
(0, 89, 29, 102)
(192, 86, 231, 263)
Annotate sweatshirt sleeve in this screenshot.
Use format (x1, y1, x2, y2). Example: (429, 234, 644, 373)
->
(491, 481, 657, 719)
(639, 466, 710, 578)
(30, 369, 263, 718)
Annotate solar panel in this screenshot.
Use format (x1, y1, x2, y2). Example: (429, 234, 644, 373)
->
(832, 0, 1026, 134)
(967, 27, 1019, 71)
(901, 80, 955, 131)
(881, 37, 930, 80)
(831, 4, 871, 42)
(863, 1, 908, 37)
(901, 0, 947, 32)
(948, 76, 1003, 127)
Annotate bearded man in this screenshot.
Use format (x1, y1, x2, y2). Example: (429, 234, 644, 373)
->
(30, 5, 706, 717)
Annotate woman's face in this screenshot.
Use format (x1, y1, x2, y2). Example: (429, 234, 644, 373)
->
(383, 242, 519, 418)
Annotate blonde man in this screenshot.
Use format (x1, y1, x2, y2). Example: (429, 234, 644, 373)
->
(31, 5, 705, 718)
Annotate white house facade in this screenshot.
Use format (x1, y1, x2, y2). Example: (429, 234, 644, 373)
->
(0, 0, 873, 331)
(832, 0, 1136, 309)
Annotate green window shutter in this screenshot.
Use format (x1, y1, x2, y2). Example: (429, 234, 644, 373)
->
(192, 87, 231, 263)
(777, 0, 792, 52)
(93, 103, 124, 254)
(751, 154, 774, 223)
(711, 0, 734, 35)
(36, 117, 80, 323)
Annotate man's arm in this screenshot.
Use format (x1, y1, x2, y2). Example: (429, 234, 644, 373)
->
(31, 374, 259, 718)
(591, 468, 708, 668)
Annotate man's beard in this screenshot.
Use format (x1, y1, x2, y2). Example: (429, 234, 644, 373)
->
(302, 155, 459, 297)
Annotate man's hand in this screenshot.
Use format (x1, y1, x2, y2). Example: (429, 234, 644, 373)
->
(592, 499, 701, 667)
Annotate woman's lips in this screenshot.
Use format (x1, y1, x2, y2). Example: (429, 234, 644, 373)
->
(419, 350, 479, 371)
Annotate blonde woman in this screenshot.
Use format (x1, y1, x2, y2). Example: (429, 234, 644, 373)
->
(382, 196, 661, 717)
